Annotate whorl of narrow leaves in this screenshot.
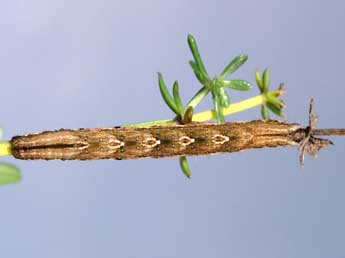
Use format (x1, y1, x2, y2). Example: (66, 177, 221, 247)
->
(187, 34, 252, 123)
(158, 34, 256, 177)
(255, 68, 284, 119)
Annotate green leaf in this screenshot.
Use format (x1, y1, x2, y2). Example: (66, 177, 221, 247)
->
(223, 80, 252, 91)
(172, 80, 184, 116)
(179, 156, 191, 178)
(212, 91, 224, 123)
(262, 68, 270, 92)
(267, 102, 284, 117)
(255, 69, 264, 91)
(0, 163, 21, 186)
(189, 60, 206, 84)
(187, 34, 210, 82)
(266, 94, 283, 110)
(218, 87, 230, 107)
(158, 73, 179, 115)
(186, 86, 210, 109)
(219, 54, 248, 79)
(261, 105, 269, 120)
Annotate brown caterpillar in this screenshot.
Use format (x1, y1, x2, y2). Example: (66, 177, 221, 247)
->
(10, 98, 345, 165)
(11, 120, 311, 160)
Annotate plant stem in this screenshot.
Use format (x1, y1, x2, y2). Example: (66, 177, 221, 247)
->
(124, 119, 178, 128)
(193, 93, 265, 122)
(313, 129, 345, 136)
(125, 90, 280, 127)
(0, 142, 11, 156)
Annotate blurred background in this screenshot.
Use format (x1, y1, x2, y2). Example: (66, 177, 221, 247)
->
(0, 1, 344, 257)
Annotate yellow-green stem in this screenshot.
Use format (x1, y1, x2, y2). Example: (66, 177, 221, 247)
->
(125, 90, 280, 127)
(0, 142, 11, 157)
(192, 93, 264, 122)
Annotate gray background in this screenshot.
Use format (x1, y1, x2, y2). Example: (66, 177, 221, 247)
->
(1, 1, 345, 257)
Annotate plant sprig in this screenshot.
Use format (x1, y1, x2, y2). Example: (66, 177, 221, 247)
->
(157, 34, 284, 178)
(0, 34, 286, 183)
(255, 68, 285, 119)
(187, 34, 252, 123)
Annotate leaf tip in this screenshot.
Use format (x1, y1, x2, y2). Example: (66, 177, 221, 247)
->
(187, 34, 195, 42)
(179, 156, 192, 179)
(0, 163, 21, 186)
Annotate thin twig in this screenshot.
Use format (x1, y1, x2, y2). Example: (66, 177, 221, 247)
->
(312, 129, 345, 136)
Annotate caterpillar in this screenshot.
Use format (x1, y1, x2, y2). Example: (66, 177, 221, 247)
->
(10, 120, 309, 160)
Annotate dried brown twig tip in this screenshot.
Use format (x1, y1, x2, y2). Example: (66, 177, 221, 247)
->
(278, 83, 286, 96)
(299, 98, 314, 167)
(271, 83, 286, 98)
(299, 98, 342, 168)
